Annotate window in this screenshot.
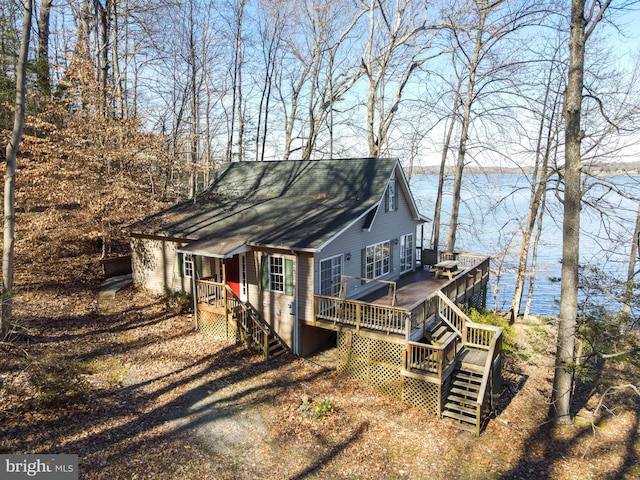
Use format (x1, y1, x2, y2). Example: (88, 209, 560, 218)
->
(385, 175, 398, 212)
(320, 255, 343, 296)
(260, 254, 294, 295)
(178, 252, 201, 278)
(270, 256, 285, 292)
(400, 234, 414, 272)
(363, 240, 391, 280)
(240, 254, 247, 300)
(183, 254, 194, 278)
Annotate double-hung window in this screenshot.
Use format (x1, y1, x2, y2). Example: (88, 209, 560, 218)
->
(400, 234, 414, 272)
(364, 240, 391, 280)
(260, 254, 294, 295)
(178, 252, 201, 278)
(319, 255, 343, 297)
(269, 256, 285, 292)
(183, 254, 194, 278)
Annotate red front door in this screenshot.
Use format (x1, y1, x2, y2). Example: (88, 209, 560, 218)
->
(226, 256, 241, 297)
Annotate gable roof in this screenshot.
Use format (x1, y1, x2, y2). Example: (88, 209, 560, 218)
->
(125, 158, 427, 257)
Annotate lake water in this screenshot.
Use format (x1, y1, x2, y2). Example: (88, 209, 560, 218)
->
(411, 174, 640, 317)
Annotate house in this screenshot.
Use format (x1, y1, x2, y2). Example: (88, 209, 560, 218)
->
(125, 158, 502, 435)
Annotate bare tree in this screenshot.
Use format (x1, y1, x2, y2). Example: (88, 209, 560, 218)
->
(226, 0, 247, 163)
(550, 0, 611, 426)
(2, 0, 32, 337)
(443, 0, 551, 253)
(36, 0, 54, 97)
(361, 0, 440, 158)
(509, 42, 564, 322)
(255, 1, 287, 161)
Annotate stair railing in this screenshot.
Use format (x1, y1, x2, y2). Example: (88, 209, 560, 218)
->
(224, 286, 289, 359)
(404, 332, 458, 380)
(435, 291, 466, 339)
(473, 327, 502, 436)
(435, 290, 503, 435)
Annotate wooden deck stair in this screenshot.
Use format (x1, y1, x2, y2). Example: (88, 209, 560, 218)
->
(267, 335, 287, 358)
(229, 290, 289, 360)
(442, 365, 483, 433)
(430, 322, 455, 346)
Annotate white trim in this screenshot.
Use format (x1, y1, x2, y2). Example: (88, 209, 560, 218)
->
(365, 240, 391, 280)
(239, 253, 248, 302)
(394, 161, 430, 222)
(293, 253, 300, 356)
(183, 253, 194, 278)
(319, 254, 343, 296)
(268, 255, 286, 293)
(400, 233, 414, 273)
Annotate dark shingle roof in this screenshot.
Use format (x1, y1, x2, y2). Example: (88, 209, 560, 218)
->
(126, 158, 407, 255)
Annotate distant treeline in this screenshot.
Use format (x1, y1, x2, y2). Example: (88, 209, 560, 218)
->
(415, 161, 640, 177)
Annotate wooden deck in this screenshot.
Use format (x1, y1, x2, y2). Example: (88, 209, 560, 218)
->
(361, 267, 443, 310)
(313, 255, 490, 341)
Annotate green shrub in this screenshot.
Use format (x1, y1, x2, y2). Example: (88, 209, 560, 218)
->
(465, 307, 516, 355)
(167, 291, 193, 314)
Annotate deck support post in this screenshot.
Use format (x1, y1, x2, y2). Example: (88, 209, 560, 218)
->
(191, 269, 198, 331)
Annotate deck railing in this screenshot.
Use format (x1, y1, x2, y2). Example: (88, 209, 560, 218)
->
(313, 254, 490, 340)
(195, 279, 288, 359)
(404, 332, 458, 379)
(474, 326, 503, 435)
(196, 278, 226, 308)
(314, 295, 410, 335)
(438, 256, 490, 303)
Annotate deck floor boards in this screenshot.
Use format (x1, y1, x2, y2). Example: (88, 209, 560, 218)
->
(360, 267, 444, 309)
(458, 347, 488, 367)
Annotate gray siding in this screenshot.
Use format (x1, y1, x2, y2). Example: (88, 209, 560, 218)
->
(131, 237, 191, 294)
(249, 248, 297, 348)
(131, 237, 217, 294)
(314, 178, 420, 300)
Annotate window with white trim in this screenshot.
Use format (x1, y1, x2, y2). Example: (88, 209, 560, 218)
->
(386, 174, 398, 212)
(260, 254, 294, 295)
(269, 256, 285, 292)
(400, 234, 414, 272)
(183, 253, 194, 278)
(320, 255, 343, 296)
(365, 240, 391, 279)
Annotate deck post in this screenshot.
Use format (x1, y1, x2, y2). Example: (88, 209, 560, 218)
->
(192, 273, 198, 331)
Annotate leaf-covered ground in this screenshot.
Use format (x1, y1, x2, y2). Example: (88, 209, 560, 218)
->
(1, 208, 639, 479)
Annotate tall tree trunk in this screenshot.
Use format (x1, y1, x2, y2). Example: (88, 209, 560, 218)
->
(551, 0, 611, 426)
(432, 84, 461, 251)
(188, 0, 198, 197)
(111, 0, 125, 119)
(524, 191, 547, 318)
(510, 59, 559, 322)
(2, 0, 32, 337)
(551, 0, 587, 425)
(623, 204, 640, 316)
(36, 0, 53, 97)
(446, 3, 487, 252)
